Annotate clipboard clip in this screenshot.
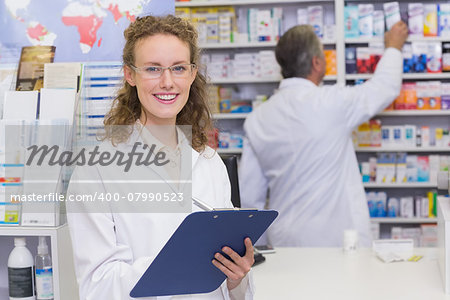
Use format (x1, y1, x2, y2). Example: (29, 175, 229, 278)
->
(192, 197, 257, 212)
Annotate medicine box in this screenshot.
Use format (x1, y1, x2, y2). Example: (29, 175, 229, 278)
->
(297, 8, 307, 25)
(345, 48, 357, 74)
(308, 6, 323, 37)
(417, 156, 430, 182)
(384, 2, 401, 30)
(358, 4, 374, 38)
(356, 47, 371, 74)
(427, 42, 442, 73)
(412, 42, 428, 73)
(373, 11, 384, 37)
(439, 4, 450, 36)
(424, 4, 438, 37)
(408, 3, 424, 36)
(344, 6, 359, 38)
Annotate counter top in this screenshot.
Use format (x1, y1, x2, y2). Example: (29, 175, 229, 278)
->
(252, 247, 450, 300)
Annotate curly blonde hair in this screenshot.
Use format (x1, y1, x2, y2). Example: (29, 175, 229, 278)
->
(103, 15, 212, 152)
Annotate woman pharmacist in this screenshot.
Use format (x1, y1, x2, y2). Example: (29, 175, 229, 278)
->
(66, 15, 254, 300)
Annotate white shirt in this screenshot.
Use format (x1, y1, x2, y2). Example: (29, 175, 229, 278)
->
(66, 126, 254, 299)
(239, 48, 403, 247)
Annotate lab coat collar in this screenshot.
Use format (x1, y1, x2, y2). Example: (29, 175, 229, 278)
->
(279, 77, 317, 90)
(124, 123, 200, 170)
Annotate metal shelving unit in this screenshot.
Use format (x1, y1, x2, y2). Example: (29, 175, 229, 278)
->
(175, 0, 334, 7)
(363, 182, 437, 188)
(370, 218, 437, 224)
(346, 73, 450, 80)
(355, 146, 450, 153)
(213, 113, 249, 119)
(217, 148, 243, 154)
(345, 36, 450, 44)
(377, 110, 450, 116)
(199, 38, 336, 49)
(210, 75, 337, 84)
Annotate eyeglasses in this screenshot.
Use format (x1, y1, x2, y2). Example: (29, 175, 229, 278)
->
(129, 63, 197, 79)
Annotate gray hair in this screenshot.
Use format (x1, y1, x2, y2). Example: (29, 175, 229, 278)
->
(275, 25, 323, 79)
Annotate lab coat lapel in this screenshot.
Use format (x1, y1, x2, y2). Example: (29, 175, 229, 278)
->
(176, 142, 199, 196)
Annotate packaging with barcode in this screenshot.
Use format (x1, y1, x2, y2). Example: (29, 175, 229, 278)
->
(345, 47, 357, 73)
(344, 6, 359, 38)
(358, 4, 374, 37)
(416, 81, 428, 109)
(441, 82, 450, 109)
(387, 197, 400, 217)
(373, 11, 385, 37)
(384, 2, 401, 30)
(424, 4, 438, 36)
(426, 42, 442, 73)
(400, 197, 414, 218)
(402, 43, 414, 73)
(369, 42, 384, 72)
(308, 6, 323, 37)
(439, 4, 450, 36)
(412, 42, 428, 73)
(443, 42, 450, 72)
(356, 47, 371, 73)
(404, 125, 416, 146)
(408, 3, 424, 36)
(396, 153, 407, 183)
(367, 192, 377, 217)
(376, 192, 387, 217)
(406, 155, 418, 182)
(297, 8, 307, 25)
(428, 81, 441, 109)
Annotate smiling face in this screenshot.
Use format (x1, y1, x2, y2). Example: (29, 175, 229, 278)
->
(124, 34, 197, 126)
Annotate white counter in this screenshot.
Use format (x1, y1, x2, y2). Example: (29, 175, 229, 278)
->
(252, 248, 450, 300)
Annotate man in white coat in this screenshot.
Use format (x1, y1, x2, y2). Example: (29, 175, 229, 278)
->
(239, 21, 409, 247)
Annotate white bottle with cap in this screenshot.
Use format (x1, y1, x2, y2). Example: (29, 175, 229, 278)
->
(35, 237, 53, 300)
(8, 237, 35, 300)
(343, 229, 359, 254)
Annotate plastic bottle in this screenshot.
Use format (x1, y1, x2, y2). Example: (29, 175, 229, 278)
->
(8, 237, 35, 300)
(35, 237, 53, 300)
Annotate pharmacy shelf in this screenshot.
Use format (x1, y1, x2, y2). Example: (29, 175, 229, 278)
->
(175, 0, 333, 7)
(346, 73, 450, 80)
(217, 148, 243, 154)
(0, 224, 78, 300)
(363, 182, 437, 188)
(0, 224, 66, 236)
(210, 77, 281, 84)
(345, 36, 450, 44)
(355, 147, 450, 153)
(213, 113, 249, 119)
(201, 41, 278, 49)
(199, 38, 336, 49)
(370, 217, 437, 224)
(377, 110, 450, 116)
(210, 75, 337, 84)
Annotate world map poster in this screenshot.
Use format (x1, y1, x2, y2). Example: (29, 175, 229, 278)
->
(0, 0, 174, 63)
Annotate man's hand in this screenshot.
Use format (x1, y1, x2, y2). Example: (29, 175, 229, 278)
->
(212, 237, 255, 291)
(385, 21, 409, 51)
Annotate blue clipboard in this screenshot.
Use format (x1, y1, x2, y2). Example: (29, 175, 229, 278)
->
(130, 209, 278, 298)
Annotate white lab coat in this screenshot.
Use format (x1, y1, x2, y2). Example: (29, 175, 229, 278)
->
(66, 127, 254, 300)
(239, 48, 403, 247)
